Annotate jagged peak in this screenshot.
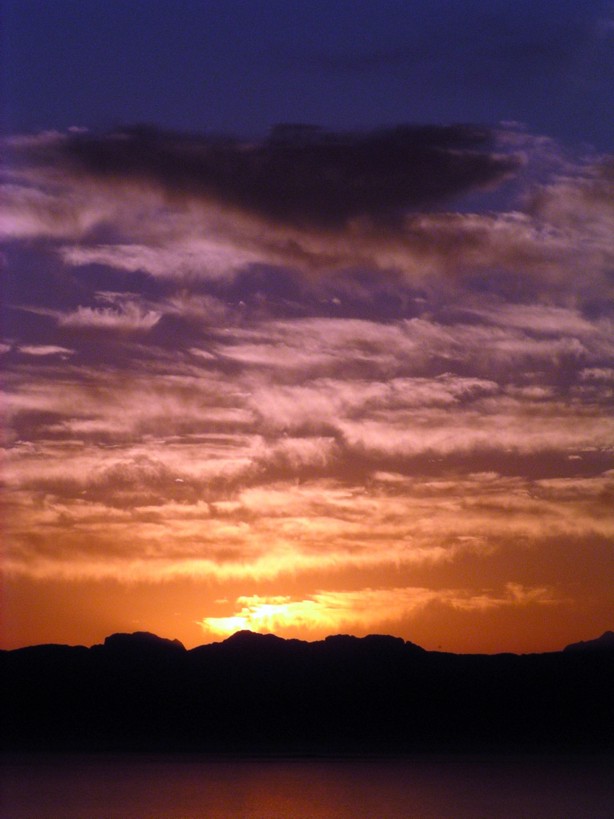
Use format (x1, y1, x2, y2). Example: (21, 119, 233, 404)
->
(102, 631, 186, 652)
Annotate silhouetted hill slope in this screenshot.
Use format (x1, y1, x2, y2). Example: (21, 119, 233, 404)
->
(564, 630, 614, 652)
(2, 631, 612, 754)
(102, 631, 186, 654)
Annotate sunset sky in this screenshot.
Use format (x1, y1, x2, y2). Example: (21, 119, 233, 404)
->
(2, 0, 613, 653)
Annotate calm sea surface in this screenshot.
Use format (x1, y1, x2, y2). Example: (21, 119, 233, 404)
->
(2, 754, 613, 818)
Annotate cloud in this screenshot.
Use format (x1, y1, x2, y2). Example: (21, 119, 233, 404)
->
(58, 302, 161, 332)
(4, 126, 613, 308)
(5, 455, 613, 585)
(200, 582, 561, 637)
(59, 239, 262, 281)
(13, 292, 163, 334)
(17, 345, 75, 357)
(48, 123, 519, 228)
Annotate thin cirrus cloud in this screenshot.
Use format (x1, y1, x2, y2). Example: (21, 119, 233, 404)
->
(15, 344, 75, 357)
(57, 302, 162, 332)
(2, 121, 613, 651)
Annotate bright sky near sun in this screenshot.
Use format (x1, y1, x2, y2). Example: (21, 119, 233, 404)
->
(1, 0, 613, 652)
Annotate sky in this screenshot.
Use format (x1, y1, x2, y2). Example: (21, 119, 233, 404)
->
(1, 0, 613, 653)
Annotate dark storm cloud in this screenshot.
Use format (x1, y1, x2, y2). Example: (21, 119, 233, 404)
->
(48, 124, 519, 229)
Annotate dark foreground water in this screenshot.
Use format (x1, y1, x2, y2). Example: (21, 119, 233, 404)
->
(2, 754, 613, 818)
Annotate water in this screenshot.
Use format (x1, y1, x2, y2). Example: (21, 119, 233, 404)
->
(2, 754, 613, 818)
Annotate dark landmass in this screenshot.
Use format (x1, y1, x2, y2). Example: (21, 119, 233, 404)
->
(563, 630, 614, 652)
(2, 631, 612, 754)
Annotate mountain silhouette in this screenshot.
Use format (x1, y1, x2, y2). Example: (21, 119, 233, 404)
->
(564, 630, 614, 652)
(2, 630, 612, 754)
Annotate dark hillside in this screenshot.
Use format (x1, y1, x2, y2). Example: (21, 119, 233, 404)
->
(2, 631, 612, 754)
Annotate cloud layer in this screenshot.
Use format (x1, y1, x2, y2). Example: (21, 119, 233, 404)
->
(2, 123, 613, 651)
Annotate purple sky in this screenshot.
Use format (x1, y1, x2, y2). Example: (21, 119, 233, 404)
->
(3, 0, 613, 147)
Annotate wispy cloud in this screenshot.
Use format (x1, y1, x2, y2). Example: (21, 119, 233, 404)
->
(16, 345, 75, 357)
(58, 302, 161, 331)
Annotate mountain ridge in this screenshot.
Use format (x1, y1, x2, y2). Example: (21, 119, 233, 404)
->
(3, 628, 612, 754)
(6, 627, 612, 656)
